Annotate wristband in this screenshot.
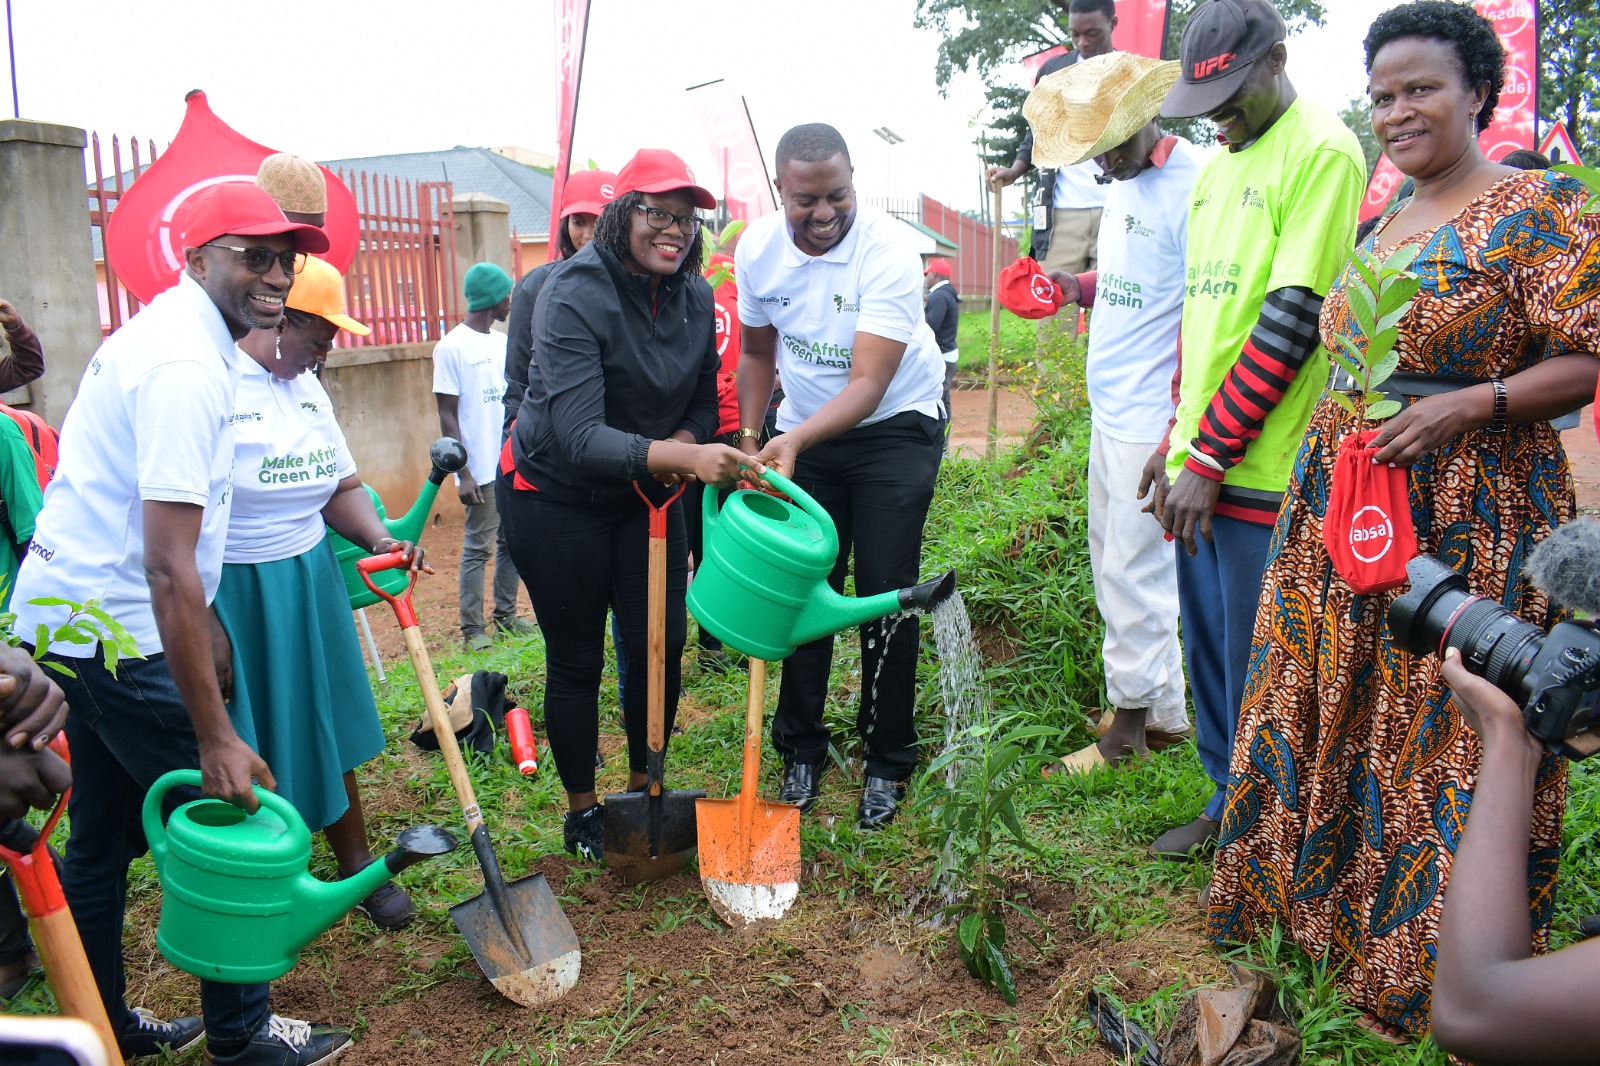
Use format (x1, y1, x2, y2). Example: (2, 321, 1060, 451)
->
(1486, 378, 1507, 435)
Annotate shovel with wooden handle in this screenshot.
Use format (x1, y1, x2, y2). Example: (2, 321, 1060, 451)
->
(359, 553, 580, 1007)
(696, 657, 800, 926)
(604, 482, 705, 884)
(0, 736, 124, 1065)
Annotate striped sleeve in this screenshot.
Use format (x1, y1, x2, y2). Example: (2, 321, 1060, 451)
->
(1183, 285, 1324, 480)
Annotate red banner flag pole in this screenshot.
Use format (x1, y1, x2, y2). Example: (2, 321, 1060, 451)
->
(550, 0, 594, 247)
(687, 79, 775, 223)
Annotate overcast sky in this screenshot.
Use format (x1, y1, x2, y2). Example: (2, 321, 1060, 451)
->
(9, 0, 1392, 215)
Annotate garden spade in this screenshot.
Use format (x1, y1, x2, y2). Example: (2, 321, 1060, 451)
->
(358, 554, 580, 1007)
(605, 483, 704, 884)
(696, 657, 801, 926)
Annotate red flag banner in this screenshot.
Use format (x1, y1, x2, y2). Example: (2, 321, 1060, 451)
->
(686, 80, 774, 222)
(550, 0, 593, 241)
(103, 91, 358, 304)
(1361, 0, 1537, 221)
(1021, 0, 1170, 81)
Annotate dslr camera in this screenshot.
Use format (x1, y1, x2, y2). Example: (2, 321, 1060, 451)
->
(1389, 554, 1600, 760)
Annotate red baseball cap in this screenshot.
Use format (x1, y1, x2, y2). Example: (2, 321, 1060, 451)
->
(562, 168, 618, 219)
(182, 181, 331, 254)
(616, 149, 717, 210)
(926, 257, 952, 278)
(997, 257, 1064, 319)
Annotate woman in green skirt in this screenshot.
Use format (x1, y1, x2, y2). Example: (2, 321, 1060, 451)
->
(212, 255, 424, 928)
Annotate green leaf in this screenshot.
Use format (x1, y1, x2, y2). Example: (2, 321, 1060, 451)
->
(1371, 351, 1400, 386)
(25, 596, 79, 608)
(1368, 327, 1400, 363)
(56, 627, 94, 645)
(1344, 276, 1378, 337)
(1376, 273, 1421, 314)
(1374, 305, 1411, 337)
(33, 623, 49, 650)
(1347, 249, 1381, 295)
(983, 938, 1017, 1005)
(41, 661, 76, 679)
(1383, 244, 1421, 272)
(84, 605, 140, 654)
(1362, 392, 1387, 406)
(1327, 390, 1358, 415)
(958, 912, 981, 954)
(1365, 399, 1403, 420)
(1329, 343, 1364, 382)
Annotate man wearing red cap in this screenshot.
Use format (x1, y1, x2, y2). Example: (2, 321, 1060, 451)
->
(11, 183, 352, 1065)
(735, 124, 947, 830)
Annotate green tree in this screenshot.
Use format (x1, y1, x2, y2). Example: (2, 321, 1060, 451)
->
(1540, 0, 1599, 160)
(916, 0, 1328, 159)
(1340, 95, 1381, 177)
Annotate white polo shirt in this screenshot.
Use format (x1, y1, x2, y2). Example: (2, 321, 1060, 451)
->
(13, 274, 243, 657)
(736, 204, 944, 430)
(225, 360, 358, 564)
(1052, 159, 1112, 211)
(431, 322, 507, 485)
(1086, 138, 1210, 443)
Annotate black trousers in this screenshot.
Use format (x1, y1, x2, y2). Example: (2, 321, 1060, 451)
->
(772, 411, 944, 782)
(499, 475, 687, 794)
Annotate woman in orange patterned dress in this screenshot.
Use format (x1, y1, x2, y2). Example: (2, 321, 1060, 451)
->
(1204, 1, 1600, 1039)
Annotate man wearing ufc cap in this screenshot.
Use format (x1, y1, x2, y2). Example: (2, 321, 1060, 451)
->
(11, 183, 353, 1065)
(1146, 0, 1363, 859)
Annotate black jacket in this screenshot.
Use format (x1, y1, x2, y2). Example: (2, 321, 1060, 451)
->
(503, 259, 562, 435)
(924, 282, 959, 353)
(510, 241, 720, 506)
(1016, 49, 1078, 258)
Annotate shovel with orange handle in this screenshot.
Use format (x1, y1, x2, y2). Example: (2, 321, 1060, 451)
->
(0, 735, 124, 1065)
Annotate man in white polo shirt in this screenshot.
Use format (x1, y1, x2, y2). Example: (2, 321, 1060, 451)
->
(1024, 52, 1206, 778)
(11, 182, 351, 1066)
(735, 123, 946, 830)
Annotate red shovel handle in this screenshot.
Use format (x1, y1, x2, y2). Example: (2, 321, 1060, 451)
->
(0, 732, 72, 918)
(634, 481, 686, 539)
(358, 550, 421, 629)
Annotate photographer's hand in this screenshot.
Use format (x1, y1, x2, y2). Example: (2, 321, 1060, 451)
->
(1440, 648, 1541, 762)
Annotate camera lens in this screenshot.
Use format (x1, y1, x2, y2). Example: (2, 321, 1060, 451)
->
(1389, 555, 1546, 702)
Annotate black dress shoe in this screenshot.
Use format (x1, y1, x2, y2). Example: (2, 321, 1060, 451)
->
(779, 760, 825, 813)
(857, 776, 907, 830)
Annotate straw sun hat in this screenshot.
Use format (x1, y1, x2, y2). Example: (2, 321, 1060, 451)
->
(1024, 52, 1182, 168)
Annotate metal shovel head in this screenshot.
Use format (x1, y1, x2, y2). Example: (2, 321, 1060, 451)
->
(448, 871, 580, 1007)
(696, 795, 802, 927)
(603, 787, 705, 884)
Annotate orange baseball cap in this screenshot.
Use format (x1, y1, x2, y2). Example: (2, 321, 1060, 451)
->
(286, 255, 370, 335)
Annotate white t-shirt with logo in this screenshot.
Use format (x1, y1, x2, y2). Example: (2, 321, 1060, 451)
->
(1052, 159, 1111, 211)
(225, 361, 358, 564)
(431, 322, 507, 484)
(13, 275, 242, 657)
(1086, 138, 1210, 444)
(736, 204, 945, 430)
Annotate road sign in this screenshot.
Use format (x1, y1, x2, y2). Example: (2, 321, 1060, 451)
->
(1539, 123, 1584, 167)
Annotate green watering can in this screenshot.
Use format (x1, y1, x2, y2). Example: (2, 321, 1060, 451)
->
(687, 468, 957, 661)
(142, 770, 456, 983)
(330, 437, 468, 610)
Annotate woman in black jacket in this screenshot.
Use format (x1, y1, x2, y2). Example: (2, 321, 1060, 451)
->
(500, 149, 749, 862)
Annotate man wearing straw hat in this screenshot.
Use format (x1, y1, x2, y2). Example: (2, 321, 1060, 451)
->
(1024, 53, 1205, 780)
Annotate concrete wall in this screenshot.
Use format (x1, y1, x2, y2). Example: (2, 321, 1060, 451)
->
(452, 194, 513, 283)
(0, 121, 102, 425)
(321, 342, 466, 527)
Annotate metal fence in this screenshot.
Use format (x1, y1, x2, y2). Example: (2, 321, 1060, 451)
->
(87, 132, 461, 346)
(864, 195, 1017, 301)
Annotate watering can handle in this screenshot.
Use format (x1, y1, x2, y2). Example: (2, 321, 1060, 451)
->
(758, 468, 837, 544)
(357, 550, 422, 628)
(140, 770, 300, 874)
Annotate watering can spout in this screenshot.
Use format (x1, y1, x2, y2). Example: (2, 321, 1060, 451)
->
(288, 825, 456, 952)
(791, 569, 959, 647)
(899, 568, 958, 613)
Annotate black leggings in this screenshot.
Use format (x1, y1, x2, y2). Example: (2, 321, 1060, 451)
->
(499, 474, 687, 794)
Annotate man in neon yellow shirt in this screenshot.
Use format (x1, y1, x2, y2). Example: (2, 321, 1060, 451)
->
(1141, 0, 1364, 859)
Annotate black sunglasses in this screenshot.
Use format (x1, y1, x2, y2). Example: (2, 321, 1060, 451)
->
(204, 243, 303, 276)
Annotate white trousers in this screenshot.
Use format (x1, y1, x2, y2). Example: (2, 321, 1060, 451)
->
(1087, 425, 1189, 732)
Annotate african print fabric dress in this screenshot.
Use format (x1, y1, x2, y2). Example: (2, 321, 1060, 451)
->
(1205, 170, 1600, 1035)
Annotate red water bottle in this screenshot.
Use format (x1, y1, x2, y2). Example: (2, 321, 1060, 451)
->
(505, 706, 538, 775)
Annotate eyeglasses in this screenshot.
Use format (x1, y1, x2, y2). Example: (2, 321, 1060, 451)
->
(634, 205, 704, 235)
(204, 243, 303, 276)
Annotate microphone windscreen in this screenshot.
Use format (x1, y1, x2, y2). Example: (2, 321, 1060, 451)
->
(1526, 518, 1600, 616)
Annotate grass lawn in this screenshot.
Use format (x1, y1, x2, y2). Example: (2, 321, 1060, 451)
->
(8, 335, 1600, 1064)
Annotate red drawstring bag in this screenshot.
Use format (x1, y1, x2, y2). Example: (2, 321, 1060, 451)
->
(997, 257, 1065, 319)
(1323, 429, 1417, 594)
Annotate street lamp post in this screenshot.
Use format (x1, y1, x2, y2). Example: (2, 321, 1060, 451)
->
(871, 126, 904, 205)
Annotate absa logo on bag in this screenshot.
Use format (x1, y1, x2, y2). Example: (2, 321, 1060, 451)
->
(1349, 505, 1394, 563)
